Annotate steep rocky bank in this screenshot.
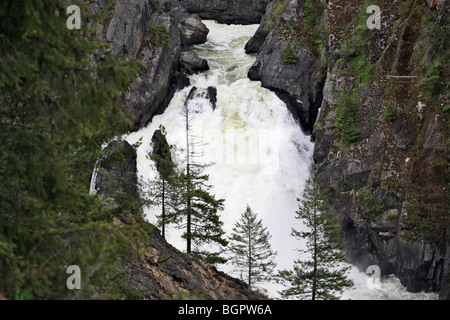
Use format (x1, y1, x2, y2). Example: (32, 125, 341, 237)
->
(123, 220, 264, 299)
(89, 0, 211, 130)
(88, 0, 272, 299)
(94, 134, 263, 300)
(248, 0, 449, 298)
(90, 0, 448, 299)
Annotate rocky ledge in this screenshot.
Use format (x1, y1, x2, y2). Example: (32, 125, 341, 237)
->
(124, 223, 264, 300)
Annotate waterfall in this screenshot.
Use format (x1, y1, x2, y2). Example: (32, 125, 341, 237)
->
(89, 164, 99, 195)
(124, 21, 438, 300)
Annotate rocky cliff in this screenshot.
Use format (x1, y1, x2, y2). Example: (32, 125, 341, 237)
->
(89, 0, 210, 130)
(89, 0, 448, 299)
(88, 0, 270, 300)
(248, 0, 449, 299)
(123, 220, 264, 299)
(180, 0, 273, 24)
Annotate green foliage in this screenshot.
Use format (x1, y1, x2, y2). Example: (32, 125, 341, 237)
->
(277, 176, 354, 300)
(443, 105, 450, 113)
(297, 0, 324, 54)
(155, 24, 170, 49)
(384, 104, 397, 123)
(282, 41, 298, 64)
(164, 2, 172, 12)
(149, 0, 162, 13)
(386, 210, 399, 221)
(356, 187, 383, 215)
(147, 126, 181, 239)
(424, 22, 449, 59)
(0, 0, 148, 299)
(178, 24, 185, 35)
(402, 190, 449, 244)
(303, 1, 317, 28)
(264, 0, 287, 33)
(419, 61, 444, 95)
(177, 102, 228, 264)
(228, 205, 277, 291)
(173, 289, 206, 300)
(335, 90, 360, 144)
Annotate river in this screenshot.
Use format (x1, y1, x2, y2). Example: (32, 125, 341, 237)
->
(124, 20, 438, 300)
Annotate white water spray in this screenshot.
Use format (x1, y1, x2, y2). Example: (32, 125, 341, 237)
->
(124, 21, 438, 300)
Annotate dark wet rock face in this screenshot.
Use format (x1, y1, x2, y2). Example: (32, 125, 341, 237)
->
(180, 0, 272, 24)
(248, 0, 449, 298)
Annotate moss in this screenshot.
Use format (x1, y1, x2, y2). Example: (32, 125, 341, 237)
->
(384, 104, 397, 123)
(155, 24, 170, 49)
(282, 41, 298, 64)
(335, 90, 360, 144)
(419, 60, 444, 95)
(356, 185, 383, 216)
(264, 0, 288, 33)
(386, 210, 399, 221)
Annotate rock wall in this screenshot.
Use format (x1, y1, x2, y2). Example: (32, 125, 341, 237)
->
(248, 0, 327, 134)
(124, 224, 264, 300)
(89, 0, 209, 130)
(248, 0, 449, 298)
(180, 0, 272, 24)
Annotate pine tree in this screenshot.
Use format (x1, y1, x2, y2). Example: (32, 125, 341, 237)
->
(177, 92, 228, 264)
(148, 126, 181, 239)
(0, 0, 147, 299)
(228, 205, 277, 291)
(277, 175, 354, 300)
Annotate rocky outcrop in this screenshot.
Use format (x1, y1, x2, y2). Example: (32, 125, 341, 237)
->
(169, 7, 209, 46)
(94, 140, 139, 203)
(186, 86, 218, 111)
(180, 51, 210, 75)
(248, 0, 326, 133)
(244, 1, 275, 54)
(180, 0, 272, 24)
(249, 0, 449, 298)
(96, 142, 262, 300)
(104, 0, 150, 57)
(125, 13, 185, 129)
(124, 224, 264, 300)
(308, 0, 449, 297)
(89, 0, 210, 130)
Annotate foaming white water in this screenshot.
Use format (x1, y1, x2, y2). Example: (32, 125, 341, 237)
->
(342, 267, 439, 300)
(124, 21, 438, 300)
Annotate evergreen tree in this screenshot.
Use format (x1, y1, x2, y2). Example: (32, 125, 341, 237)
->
(178, 93, 228, 264)
(277, 176, 354, 300)
(0, 0, 148, 299)
(148, 126, 181, 239)
(228, 205, 277, 291)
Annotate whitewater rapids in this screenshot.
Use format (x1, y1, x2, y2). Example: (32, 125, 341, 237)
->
(124, 21, 438, 300)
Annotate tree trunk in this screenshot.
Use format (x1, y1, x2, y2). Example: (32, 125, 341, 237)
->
(185, 104, 192, 254)
(312, 206, 317, 301)
(248, 227, 252, 290)
(162, 179, 166, 239)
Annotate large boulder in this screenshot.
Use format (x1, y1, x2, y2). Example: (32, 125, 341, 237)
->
(180, 51, 209, 75)
(94, 140, 138, 203)
(169, 7, 209, 46)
